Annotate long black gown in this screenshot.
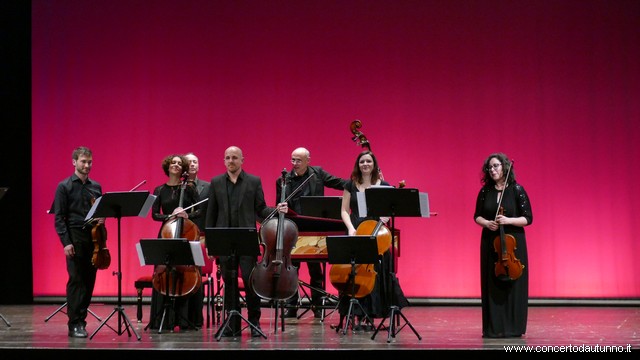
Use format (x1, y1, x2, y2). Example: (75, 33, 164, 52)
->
(148, 183, 204, 330)
(474, 183, 532, 338)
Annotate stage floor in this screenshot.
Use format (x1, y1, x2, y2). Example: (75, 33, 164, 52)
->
(0, 303, 637, 356)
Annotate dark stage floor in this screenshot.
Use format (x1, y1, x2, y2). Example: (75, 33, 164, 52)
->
(0, 302, 637, 357)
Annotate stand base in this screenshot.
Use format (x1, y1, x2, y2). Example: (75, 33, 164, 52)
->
(43, 302, 101, 323)
(295, 280, 339, 321)
(332, 297, 375, 335)
(90, 305, 141, 340)
(0, 312, 10, 327)
(371, 305, 421, 342)
(214, 310, 266, 341)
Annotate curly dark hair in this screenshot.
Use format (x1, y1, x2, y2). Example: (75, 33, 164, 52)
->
(480, 152, 516, 187)
(161, 154, 188, 177)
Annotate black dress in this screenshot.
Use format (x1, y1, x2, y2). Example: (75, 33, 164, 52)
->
(336, 180, 408, 323)
(474, 183, 532, 338)
(148, 183, 204, 330)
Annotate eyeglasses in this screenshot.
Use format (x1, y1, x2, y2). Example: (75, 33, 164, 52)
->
(291, 159, 304, 164)
(486, 163, 502, 171)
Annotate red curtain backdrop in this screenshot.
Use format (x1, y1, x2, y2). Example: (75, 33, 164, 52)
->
(31, 0, 640, 298)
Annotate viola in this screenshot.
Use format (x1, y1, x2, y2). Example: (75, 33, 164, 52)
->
(493, 207, 524, 281)
(87, 196, 110, 270)
(91, 222, 111, 270)
(152, 175, 202, 297)
(249, 169, 299, 301)
(492, 161, 524, 281)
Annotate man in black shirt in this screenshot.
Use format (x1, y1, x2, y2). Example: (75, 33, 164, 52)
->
(277, 147, 345, 318)
(52, 146, 103, 338)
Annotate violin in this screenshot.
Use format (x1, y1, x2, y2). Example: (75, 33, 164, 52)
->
(249, 169, 299, 301)
(492, 162, 524, 281)
(152, 174, 202, 297)
(86, 180, 147, 270)
(86, 196, 110, 270)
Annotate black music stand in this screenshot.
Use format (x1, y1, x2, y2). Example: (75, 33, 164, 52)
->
(88, 191, 154, 340)
(365, 187, 424, 342)
(205, 227, 266, 340)
(300, 196, 343, 219)
(326, 235, 379, 335)
(139, 238, 201, 333)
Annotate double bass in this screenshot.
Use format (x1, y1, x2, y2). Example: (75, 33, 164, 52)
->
(328, 120, 396, 298)
(152, 174, 202, 297)
(250, 169, 299, 301)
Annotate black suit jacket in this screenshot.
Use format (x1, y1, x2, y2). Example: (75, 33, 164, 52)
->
(276, 166, 345, 213)
(205, 170, 272, 228)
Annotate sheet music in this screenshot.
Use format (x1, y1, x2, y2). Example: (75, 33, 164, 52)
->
(190, 241, 205, 266)
(84, 196, 102, 220)
(139, 194, 156, 217)
(419, 192, 430, 218)
(135, 242, 146, 266)
(356, 192, 367, 217)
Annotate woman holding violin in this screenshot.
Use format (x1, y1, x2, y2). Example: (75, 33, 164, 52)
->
(337, 150, 408, 329)
(474, 152, 533, 338)
(148, 154, 204, 330)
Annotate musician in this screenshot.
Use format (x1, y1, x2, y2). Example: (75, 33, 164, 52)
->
(339, 150, 408, 329)
(276, 147, 345, 318)
(52, 146, 103, 338)
(184, 152, 210, 233)
(205, 146, 288, 337)
(149, 154, 203, 330)
(474, 153, 532, 338)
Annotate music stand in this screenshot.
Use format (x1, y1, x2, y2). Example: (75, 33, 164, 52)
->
(365, 187, 425, 342)
(88, 191, 154, 340)
(326, 235, 378, 335)
(139, 238, 201, 333)
(205, 227, 266, 340)
(300, 196, 343, 219)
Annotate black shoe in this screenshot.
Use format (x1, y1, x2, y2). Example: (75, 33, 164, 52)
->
(251, 325, 263, 338)
(68, 325, 88, 338)
(283, 309, 298, 318)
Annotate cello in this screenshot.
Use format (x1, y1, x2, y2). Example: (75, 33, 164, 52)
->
(250, 169, 299, 302)
(329, 220, 392, 298)
(493, 161, 524, 281)
(152, 173, 202, 297)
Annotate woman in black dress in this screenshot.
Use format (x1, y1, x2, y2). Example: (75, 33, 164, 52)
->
(148, 154, 204, 330)
(474, 152, 532, 338)
(337, 150, 408, 330)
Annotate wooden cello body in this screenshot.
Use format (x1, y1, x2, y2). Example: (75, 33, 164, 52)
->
(250, 170, 299, 301)
(152, 180, 202, 297)
(328, 220, 391, 298)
